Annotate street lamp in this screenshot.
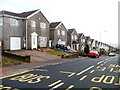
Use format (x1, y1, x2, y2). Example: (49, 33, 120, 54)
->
(99, 30, 107, 42)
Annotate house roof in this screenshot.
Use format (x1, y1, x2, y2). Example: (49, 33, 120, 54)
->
(0, 10, 20, 17)
(50, 22, 61, 28)
(91, 39, 94, 43)
(72, 41, 77, 44)
(19, 9, 39, 17)
(67, 29, 75, 35)
(78, 33, 83, 37)
(86, 36, 91, 40)
(78, 33, 85, 38)
(0, 9, 39, 18)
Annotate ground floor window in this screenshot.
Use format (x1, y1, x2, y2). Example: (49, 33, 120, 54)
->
(39, 36, 47, 47)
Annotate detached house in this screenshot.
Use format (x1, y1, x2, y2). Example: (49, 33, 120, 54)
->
(67, 29, 79, 50)
(91, 39, 95, 49)
(85, 36, 92, 50)
(49, 22, 67, 48)
(78, 33, 86, 51)
(0, 9, 49, 50)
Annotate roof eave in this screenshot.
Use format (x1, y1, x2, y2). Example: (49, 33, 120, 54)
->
(55, 22, 62, 29)
(26, 9, 40, 19)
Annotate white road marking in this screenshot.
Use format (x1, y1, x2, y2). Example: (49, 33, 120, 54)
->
(48, 80, 62, 87)
(105, 59, 108, 60)
(97, 60, 104, 65)
(49, 82, 64, 90)
(77, 65, 94, 76)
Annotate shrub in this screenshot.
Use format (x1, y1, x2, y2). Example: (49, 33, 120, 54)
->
(99, 48, 106, 55)
(78, 51, 87, 56)
(84, 44, 90, 54)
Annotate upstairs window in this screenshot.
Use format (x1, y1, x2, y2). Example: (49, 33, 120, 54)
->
(83, 39, 85, 42)
(57, 30, 60, 35)
(0, 18, 3, 26)
(71, 35, 74, 39)
(75, 35, 77, 40)
(81, 39, 85, 42)
(62, 31, 65, 35)
(31, 20, 36, 27)
(40, 22, 46, 29)
(88, 41, 91, 44)
(10, 18, 19, 26)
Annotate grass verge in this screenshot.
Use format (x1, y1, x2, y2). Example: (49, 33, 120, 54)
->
(47, 50, 68, 55)
(2, 56, 25, 67)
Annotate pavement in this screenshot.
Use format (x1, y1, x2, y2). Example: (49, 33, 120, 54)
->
(1, 55, 86, 77)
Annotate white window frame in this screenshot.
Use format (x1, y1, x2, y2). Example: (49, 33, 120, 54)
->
(39, 36, 47, 43)
(61, 41, 65, 45)
(10, 18, 19, 26)
(31, 20, 36, 27)
(39, 36, 47, 47)
(57, 30, 60, 35)
(83, 39, 85, 42)
(0, 18, 3, 26)
(62, 31, 65, 35)
(75, 35, 77, 40)
(40, 22, 46, 29)
(71, 35, 74, 39)
(88, 41, 91, 44)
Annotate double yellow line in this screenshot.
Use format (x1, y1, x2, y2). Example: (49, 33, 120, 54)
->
(0, 69, 33, 79)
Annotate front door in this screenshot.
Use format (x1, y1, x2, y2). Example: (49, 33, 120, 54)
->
(31, 32, 38, 49)
(49, 40, 52, 48)
(58, 39, 62, 44)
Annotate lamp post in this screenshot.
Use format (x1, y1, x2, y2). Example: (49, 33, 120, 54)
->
(99, 30, 107, 51)
(99, 30, 107, 42)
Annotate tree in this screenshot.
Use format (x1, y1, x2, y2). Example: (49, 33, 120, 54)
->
(84, 44, 90, 54)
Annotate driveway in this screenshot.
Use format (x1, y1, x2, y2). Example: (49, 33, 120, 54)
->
(7, 50, 60, 63)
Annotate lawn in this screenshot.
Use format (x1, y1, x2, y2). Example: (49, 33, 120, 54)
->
(47, 50, 68, 55)
(2, 56, 25, 67)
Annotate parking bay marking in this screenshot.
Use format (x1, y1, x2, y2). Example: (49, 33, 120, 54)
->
(90, 70, 95, 73)
(48, 80, 62, 87)
(49, 82, 64, 90)
(96, 66, 101, 69)
(79, 75, 88, 81)
(97, 67, 106, 71)
(77, 65, 94, 76)
(31, 69, 48, 71)
(100, 64, 104, 66)
(60, 71, 76, 77)
(65, 85, 74, 90)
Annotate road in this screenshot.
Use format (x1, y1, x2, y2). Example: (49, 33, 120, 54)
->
(0, 55, 120, 90)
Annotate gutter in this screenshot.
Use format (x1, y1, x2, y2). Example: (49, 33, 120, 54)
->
(25, 18, 28, 50)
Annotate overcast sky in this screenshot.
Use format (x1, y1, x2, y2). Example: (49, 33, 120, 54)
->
(0, 0, 119, 47)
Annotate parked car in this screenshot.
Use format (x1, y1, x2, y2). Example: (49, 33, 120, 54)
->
(108, 53, 116, 56)
(64, 48, 76, 53)
(56, 44, 76, 53)
(56, 44, 65, 50)
(88, 50, 99, 58)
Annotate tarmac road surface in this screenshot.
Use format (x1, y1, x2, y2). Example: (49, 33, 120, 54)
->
(0, 55, 120, 90)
